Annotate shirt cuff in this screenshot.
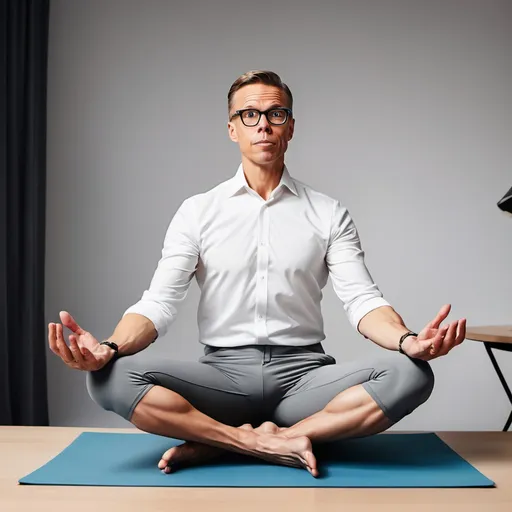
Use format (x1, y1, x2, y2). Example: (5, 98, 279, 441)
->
(350, 296, 392, 334)
(122, 303, 174, 339)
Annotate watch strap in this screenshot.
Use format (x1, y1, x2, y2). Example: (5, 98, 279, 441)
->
(100, 340, 119, 358)
(398, 331, 417, 355)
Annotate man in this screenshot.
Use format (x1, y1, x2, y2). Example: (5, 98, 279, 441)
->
(48, 70, 466, 478)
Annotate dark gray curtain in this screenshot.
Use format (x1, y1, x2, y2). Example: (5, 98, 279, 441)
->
(0, 0, 50, 425)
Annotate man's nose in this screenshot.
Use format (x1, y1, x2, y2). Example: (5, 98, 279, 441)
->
(257, 114, 271, 132)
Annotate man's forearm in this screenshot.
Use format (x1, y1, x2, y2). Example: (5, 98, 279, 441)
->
(106, 313, 158, 356)
(357, 306, 414, 351)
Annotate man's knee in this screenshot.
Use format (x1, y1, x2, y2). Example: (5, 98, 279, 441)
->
(392, 354, 434, 418)
(86, 355, 152, 421)
(406, 356, 434, 401)
(365, 353, 434, 423)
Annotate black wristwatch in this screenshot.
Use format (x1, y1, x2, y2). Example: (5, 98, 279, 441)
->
(398, 332, 417, 355)
(100, 340, 119, 360)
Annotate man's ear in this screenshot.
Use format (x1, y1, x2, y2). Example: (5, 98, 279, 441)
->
(227, 121, 239, 143)
(287, 118, 295, 142)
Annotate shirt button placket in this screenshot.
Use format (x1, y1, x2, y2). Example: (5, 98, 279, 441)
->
(256, 203, 269, 341)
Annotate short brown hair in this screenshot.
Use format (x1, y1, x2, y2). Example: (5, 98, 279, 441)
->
(227, 70, 293, 117)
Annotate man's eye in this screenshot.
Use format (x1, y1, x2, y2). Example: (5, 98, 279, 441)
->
(271, 110, 284, 117)
(246, 111, 257, 117)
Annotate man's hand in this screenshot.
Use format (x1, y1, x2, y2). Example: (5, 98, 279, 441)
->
(402, 304, 466, 360)
(48, 311, 115, 371)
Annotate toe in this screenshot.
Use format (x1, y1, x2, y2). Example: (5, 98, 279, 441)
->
(158, 445, 179, 469)
(304, 450, 318, 477)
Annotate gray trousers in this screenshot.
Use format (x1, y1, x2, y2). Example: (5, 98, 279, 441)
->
(86, 343, 434, 428)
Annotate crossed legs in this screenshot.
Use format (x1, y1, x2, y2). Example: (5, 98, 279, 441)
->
(86, 346, 434, 477)
(131, 381, 394, 476)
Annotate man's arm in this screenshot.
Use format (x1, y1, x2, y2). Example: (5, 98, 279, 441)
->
(325, 201, 415, 351)
(358, 304, 465, 360)
(325, 201, 397, 335)
(357, 305, 414, 351)
(121, 198, 200, 342)
(324, 202, 463, 358)
(105, 313, 158, 357)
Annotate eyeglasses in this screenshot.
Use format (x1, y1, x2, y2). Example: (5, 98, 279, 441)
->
(230, 107, 292, 127)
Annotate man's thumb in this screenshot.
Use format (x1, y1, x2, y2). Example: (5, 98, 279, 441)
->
(60, 310, 84, 334)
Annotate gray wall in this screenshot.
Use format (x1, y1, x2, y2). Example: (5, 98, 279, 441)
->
(46, 0, 512, 430)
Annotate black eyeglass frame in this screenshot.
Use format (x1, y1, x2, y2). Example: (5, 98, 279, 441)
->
(229, 107, 293, 126)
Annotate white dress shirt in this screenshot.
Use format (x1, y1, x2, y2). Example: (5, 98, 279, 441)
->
(123, 163, 391, 347)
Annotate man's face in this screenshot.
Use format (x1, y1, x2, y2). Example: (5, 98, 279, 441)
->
(227, 83, 295, 167)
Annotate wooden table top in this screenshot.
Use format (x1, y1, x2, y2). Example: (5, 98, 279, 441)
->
(466, 325, 512, 344)
(1, 426, 511, 512)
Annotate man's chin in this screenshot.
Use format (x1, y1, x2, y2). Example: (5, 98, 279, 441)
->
(246, 153, 282, 166)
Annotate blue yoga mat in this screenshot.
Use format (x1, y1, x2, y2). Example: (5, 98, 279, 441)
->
(18, 431, 494, 488)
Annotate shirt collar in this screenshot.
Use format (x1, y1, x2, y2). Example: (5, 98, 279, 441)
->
(225, 163, 298, 198)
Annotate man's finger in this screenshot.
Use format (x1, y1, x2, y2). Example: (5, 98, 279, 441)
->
(48, 323, 58, 353)
(59, 310, 86, 336)
(455, 319, 466, 346)
(436, 321, 458, 355)
(421, 325, 448, 354)
(69, 336, 86, 366)
(427, 304, 451, 330)
(55, 323, 75, 364)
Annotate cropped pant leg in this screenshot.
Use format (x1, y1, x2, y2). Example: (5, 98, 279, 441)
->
(270, 350, 435, 427)
(85, 348, 264, 427)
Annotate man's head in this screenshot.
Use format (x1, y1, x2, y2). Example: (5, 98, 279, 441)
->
(227, 70, 295, 168)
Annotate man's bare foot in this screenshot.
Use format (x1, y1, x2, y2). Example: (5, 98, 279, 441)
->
(157, 423, 264, 473)
(252, 428, 318, 477)
(244, 423, 318, 477)
(157, 441, 224, 473)
(157, 421, 318, 477)
(157, 423, 270, 473)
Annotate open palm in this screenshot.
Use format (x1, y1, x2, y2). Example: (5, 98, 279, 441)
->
(61, 311, 100, 352)
(403, 304, 466, 360)
(48, 310, 114, 371)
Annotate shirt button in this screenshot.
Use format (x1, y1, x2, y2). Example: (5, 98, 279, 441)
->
(258, 315, 263, 320)
(261, 276, 265, 280)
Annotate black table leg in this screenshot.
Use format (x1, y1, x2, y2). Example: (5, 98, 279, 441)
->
(504, 410, 512, 432)
(484, 342, 512, 431)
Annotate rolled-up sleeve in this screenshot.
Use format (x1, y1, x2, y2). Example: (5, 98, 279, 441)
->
(325, 200, 391, 331)
(123, 197, 200, 339)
